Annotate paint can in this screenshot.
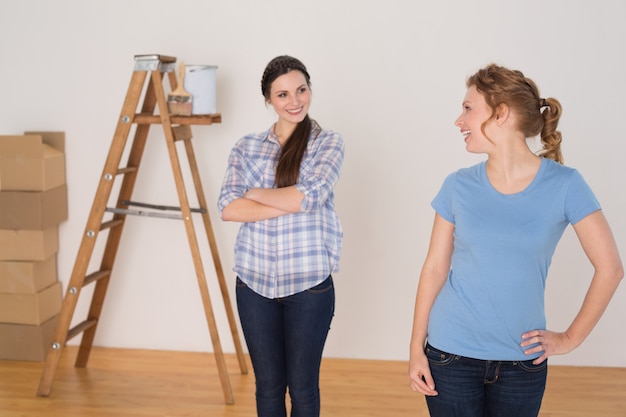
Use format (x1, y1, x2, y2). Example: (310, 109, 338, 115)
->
(183, 65, 218, 115)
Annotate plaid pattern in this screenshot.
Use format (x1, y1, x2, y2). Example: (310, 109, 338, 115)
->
(218, 124, 344, 298)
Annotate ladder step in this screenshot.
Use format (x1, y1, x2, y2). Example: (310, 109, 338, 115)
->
(67, 319, 98, 342)
(101, 219, 124, 230)
(133, 113, 222, 125)
(117, 167, 138, 175)
(84, 270, 111, 287)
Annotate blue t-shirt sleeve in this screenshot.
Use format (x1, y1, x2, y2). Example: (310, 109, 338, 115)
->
(431, 172, 456, 224)
(565, 169, 602, 224)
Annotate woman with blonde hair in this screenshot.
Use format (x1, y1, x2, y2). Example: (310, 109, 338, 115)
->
(408, 63, 623, 417)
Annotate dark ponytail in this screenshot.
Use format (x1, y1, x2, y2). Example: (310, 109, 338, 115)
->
(275, 115, 313, 188)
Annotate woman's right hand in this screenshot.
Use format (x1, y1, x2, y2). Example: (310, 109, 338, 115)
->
(408, 351, 438, 396)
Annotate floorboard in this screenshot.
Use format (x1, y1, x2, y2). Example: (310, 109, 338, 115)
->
(0, 346, 624, 416)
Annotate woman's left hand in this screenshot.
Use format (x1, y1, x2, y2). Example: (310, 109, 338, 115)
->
(520, 330, 576, 364)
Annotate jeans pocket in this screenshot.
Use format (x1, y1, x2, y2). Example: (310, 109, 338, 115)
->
(305, 276, 334, 294)
(236, 276, 248, 288)
(424, 343, 456, 367)
(516, 358, 548, 373)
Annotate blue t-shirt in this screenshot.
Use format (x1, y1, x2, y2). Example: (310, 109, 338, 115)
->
(428, 158, 601, 360)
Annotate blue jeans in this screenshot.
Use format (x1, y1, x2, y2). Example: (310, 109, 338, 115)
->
(236, 276, 335, 417)
(424, 343, 547, 417)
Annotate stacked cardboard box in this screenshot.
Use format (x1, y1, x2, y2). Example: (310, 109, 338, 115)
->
(0, 132, 67, 361)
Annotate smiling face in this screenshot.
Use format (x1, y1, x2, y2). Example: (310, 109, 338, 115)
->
(267, 70, 311, 127)
(454, 85, 495, 154)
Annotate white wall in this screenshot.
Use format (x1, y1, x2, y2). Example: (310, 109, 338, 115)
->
(0, 0, 624, 367)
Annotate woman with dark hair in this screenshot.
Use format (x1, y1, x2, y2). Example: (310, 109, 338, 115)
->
(218, 55, 344, 417)
(408, 63, 622, 417)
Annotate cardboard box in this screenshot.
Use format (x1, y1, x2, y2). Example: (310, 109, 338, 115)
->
(0, 315, 58, 361)
(0, 131, 65, 191)
(0, 227, 58, 261)
(0, 281, 62, 325)
(0, 185, 68, 229)
(0, 256, 57, 294)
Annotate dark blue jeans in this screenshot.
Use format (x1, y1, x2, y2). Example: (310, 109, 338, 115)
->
(236, 276, 335, 417)
(424, 343, 547, 417)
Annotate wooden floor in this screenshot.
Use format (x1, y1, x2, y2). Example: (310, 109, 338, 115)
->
(1, 346, 625, 416)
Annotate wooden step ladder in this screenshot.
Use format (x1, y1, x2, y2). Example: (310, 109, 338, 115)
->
(36, 54, 247, 404)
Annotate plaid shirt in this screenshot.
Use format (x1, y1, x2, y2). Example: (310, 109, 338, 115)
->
(218, 123, 344, 298)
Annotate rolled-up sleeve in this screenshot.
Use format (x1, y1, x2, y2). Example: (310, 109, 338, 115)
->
(218, 146, 246, 215)
(296, 131, 345, 212)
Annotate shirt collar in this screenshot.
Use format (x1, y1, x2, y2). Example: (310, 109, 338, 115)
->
(264, 125, 281, 145)
(262, 120, 321, 145)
